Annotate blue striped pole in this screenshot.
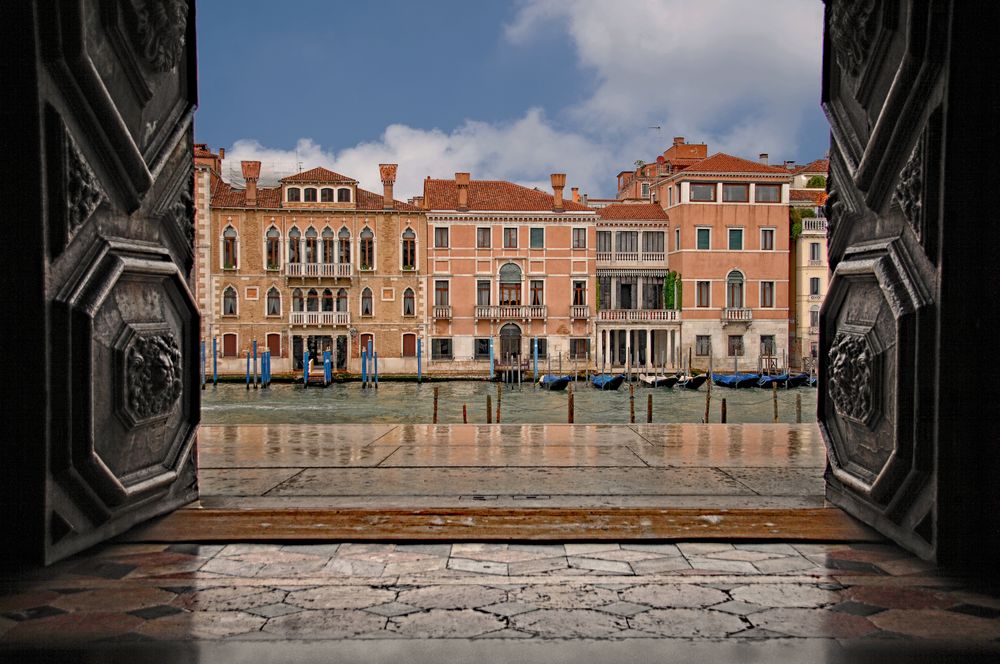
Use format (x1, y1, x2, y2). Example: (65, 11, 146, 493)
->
(417, 337, 422, 383)
(374, 351, 379, 389)
(323, 350, 331, 386)
(201, 340, 206, 390)
(245, 351, 250, 390)
(361, 349, 367, 387)
(489, 338, 495, 380)
(261, 350, 268, 388)
(212, 337, 218, 386)
(367, 339, 374, 389)
(533, 337, 538, 383)
(252, 339, 258, 389)
(303, 350, 310, 387)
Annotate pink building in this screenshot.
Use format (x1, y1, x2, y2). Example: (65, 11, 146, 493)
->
(422, 173, 598, 372)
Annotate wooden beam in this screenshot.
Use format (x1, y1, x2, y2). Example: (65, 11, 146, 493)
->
(121, 506, 881, 542)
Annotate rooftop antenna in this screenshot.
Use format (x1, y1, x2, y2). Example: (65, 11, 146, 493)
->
(648, 125, 661, 130)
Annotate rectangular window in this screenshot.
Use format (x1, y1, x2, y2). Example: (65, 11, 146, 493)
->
(570, 338, 590, 360)
(760, 335, 776, 356)
(728, 335, 744, 357)
(755, 184, 781, 203)
(761, 228, 775, 251)
(810, 242, 821, 261)
(674, 228, 680, 251)
(695, 335, 711, 356)
(474, 338, 491, 360)
(434, 280, 449, 306)
(431, 338, 452, 360)
(596, 231, 612, 253)
(668, 187, 673, 206)
(641, 182, 650, 198)
(434, 226, 449, 248)
(573, 280, 586, 306)
(690, 183, 716, 202)
(760, 281, 775, 308)
(728, 228, 744, 251)
(477, 280, 490, 306)
(530, 227, 544, 249)
(616, 231, 638, 253)
(572, 228, 587, 249)
(696, 281, 711, 307)
(477, 227, 491, 248)
(598, 276, 611, 310)
(530, 280, 544, 306)
(810, 309, 820, 327)
(642, 231, 664, 253)
(534, 337, 548, 359)
(643, 278, 664, 310)
(503, 227, 518, 248)
(696, 228, 710, 250)
(810, 277, 820, 295)
(722, 183, 749, 202)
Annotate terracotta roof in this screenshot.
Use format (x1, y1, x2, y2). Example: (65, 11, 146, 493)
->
(209, 179, 421, 211)
(791, 189, 827, 204)
(598, 203, 669, 221)
(355, 187, 423, 212)
(280, 167, 357, 183)
(679, 153, 792, 175)
(795, 158, 830, 175)
(423, 178, 593, 212)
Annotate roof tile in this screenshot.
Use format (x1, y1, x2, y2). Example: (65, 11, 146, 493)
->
(598, 203, 669, 221)
(280, 167, 357, 183)
(423, 178, 592, 212)
(680, 153, 792, 175)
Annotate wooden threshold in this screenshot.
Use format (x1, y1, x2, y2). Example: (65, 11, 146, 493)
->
(122, 506, 881, 542)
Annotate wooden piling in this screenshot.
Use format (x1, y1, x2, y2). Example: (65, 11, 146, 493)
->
(433, 386, 439, 424)
(496, 382, 502, 423)
(463, 403, 467, 424)
(704, 349, 712, 424)
(796, 393, 802, 424)
(629, 383, 635, 423)
(487, 395, 493, 424)
(567, 384, 574, 423)
(772, 382, 779, 423)
(647, 393, 652, 423)
(721, 398, 727, 424)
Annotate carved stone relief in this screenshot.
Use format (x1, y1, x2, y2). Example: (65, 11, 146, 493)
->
(828, 0, 879, 79)
(131, 0, 189, 73)
(124, 331, 182, 423)
(65, 129, 107, 231)
(894, 137, 924, 240)
(827, 330, 875, 424)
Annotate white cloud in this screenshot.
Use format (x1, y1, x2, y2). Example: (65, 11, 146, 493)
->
(223, 2, 824, 198)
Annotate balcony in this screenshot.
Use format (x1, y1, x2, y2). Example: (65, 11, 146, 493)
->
(571, 305, 591, 319)
(721, 307, 753, 325)
(803, 218, 828, 232)
(597, 308, 680, 323)
(596, 251, 666, 264)
(475, 305, 547, 320)
(808, 259, 823, 266)
(808, 326, 819, 335)
(289, 311, 351, 326)
(286, 262, 352, 278)
(809, 293, 823, 301)
(433, 305, 452, 319)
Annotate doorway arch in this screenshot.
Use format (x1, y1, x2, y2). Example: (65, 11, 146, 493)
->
(499, 323, 522, 360)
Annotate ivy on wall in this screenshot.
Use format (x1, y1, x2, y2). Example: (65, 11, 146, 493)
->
(664, 271, 681, 310)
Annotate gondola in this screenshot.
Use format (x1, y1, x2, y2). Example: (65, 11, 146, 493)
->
(785, 372, 810, 388)
(539, 374, 571, 391)
(638, 373, 679, 388)
(757, 373, 789, 388)
(712, 372, 760, 388)
(591, 373, 626, 391)
(807, 375, 818, 387)
(676, 374, 708, 390)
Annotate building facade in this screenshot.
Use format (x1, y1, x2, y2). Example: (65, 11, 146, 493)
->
(197, 150, 427, 374)
(422, 173, 598, 372)
(790, 180, 829, 371)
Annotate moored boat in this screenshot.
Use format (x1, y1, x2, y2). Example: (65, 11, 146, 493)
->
(786, 372, 810, 388)
(539, 374, 571, 391)
(591, 373, 626, 391)
(757, 373, 789, 388)
(638, 373, 679, 388)
(712, 372, 760, 388)
(676, 374, 708, 390)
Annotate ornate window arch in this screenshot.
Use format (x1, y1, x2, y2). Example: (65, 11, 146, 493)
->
(359, 227, 375, 270)
(322, 227, 335, 264)
(265, 226, 281, 270)
(403, 287, 415, 316)
(338, 227, 351, 263)
(266, 287, 281, 316)
(726, 269, 745, 309)
(336, 288, 348, 312)
(288, 227, 301, 263)
(322, 288, 334, 312)
(304, 227, 318, 264)
(401, 227, 416, 270)
(222, 225, 238, 269)
(223, 285, 238, 315)
(306, 288, 319, 312)
(361, 287, 373, 316)
(292, 288, 304, 312)
(499, 262, 522, 306)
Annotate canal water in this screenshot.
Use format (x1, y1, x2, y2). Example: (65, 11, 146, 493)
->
(201, 380, 818, 425)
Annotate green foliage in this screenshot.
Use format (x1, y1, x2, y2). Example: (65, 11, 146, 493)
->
(806, 175, 827, 188)
(676, 278, 682, 311)
(790, 208, 803, 240)
(799, 208, 816, 218)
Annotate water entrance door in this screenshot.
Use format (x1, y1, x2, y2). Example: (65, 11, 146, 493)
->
(500, 323, 521, 360)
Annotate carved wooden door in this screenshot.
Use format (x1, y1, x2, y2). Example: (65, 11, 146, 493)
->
(5, 0, 199, 564)
(821, 0, 955, 561)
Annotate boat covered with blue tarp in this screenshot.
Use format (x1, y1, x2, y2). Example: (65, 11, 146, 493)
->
(757, 373, 789, 388)
(539, 374, 571, 391)
(786, 372, 810, 388)
(591, 374, 626, 391)
(712, 373, 760, 388)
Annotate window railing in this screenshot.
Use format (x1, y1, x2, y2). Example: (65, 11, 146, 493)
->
(803, 218, 828, 232)
(475, 305, 547, 320)
(289, 311, 351, 326)
(433, 305, 452, 319)
(809, 293, 823, 300)
(721, 307, 753, 323)
(596, 251, 612, 261)
(597, 309, 680, 322)
(808, 326, 819, 335)
(286, 262, 352, 277)
(641, 252, 665, 262)
(571, 305, 590, 319)
(595, 251, 664, 263)
(808, 259, 823, 267)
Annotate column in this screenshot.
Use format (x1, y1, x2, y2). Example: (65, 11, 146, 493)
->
(611, 278, 618, 310)
(625, 329, 632, 369)
(645, 329, 652, 369)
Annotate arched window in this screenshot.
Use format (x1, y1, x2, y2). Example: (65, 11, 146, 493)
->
(401, 228, 416, 270)
(403, 287, 415, 316)
(499, 263, 522, 306)
(322, 228, 335, 264)
(292, 288, 304, 312)
(223, 286, 238, 315)
(304, 187, 318, 202)
(223, 226, 238, 269)
(288, 227, 301, 263)
(266, 287, 281, 316)
(361, 287, 373, 316)
(322, 288, 334, 312)
(321, 187, 334, 202)
(338, 227, 351, 263)
(336, 288, 348, 312)
(726, 270, 745, 309)
(306, 288, 319, 312)
(287, 187, 301, 202)
(337, 187, 351, 202)
(305, 227, 318, 264)
(360, 227, 374, 269)
(265, 227, 281, 270)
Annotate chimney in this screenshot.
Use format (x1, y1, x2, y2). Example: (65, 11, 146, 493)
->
(455, 172, 470, 211)
(784, 160, 796, 170)
(582, 193, 588, 206)
(241, 160, 261, 207)
(551, 173, 566, 211)
(219, 147, 225, 160)
(379, 163, 397, 210)
(571, 187, 579, 204)
(759, 153, 769, 166)
(673, 136, 685, 146)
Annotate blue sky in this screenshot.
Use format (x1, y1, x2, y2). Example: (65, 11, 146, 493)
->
(196, 0, 827, 198)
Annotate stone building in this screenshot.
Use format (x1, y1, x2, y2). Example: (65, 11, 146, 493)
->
(421, 173, 598, 372)
(196, 149, 426, 374)
(789, 178, 829, 371)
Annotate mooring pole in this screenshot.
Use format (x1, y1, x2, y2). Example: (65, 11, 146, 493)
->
(252, 339, 259, 389)
(629, 383, 635, 423)
(433, 386, 439, 424)
(417, 337, 422, 383)
(489, 338, 495, 380)
(245, 351, 250, 390)
(721, 398, 727, 423)
(486, 394, 492, 424)
(361, 349, 367, 388)
(212, 336, 218, 387)
(772, 382, 779, 423)
(200, 340, 206, 390)
(796, 392, 802, 423)
(533, 337, 538, 383)
(374, 351, 379, 389)
(303, 350, 310, 388)
(567, 384, 574, 423)
(647, 393, 653, 423)
(463, 403, 467, 423)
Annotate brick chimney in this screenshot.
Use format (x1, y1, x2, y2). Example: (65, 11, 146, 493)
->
(784, 160, 797, 170)
(551, 173, 566, 212)
(219, 147, 225, 160)
(571, 187, 579, 204)
(379, 163, 397, 210)
(673, 136, 685, 146)
(759, 153, 769, 166)
(241, 160, 261, 207)
(455, 172, 470, 211)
